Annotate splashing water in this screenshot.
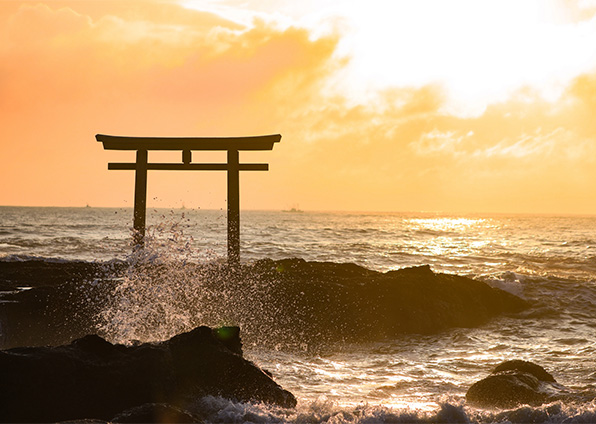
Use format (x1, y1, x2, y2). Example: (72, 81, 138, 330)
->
(95, 212, 317, 349)
(97, 214, 224, 344)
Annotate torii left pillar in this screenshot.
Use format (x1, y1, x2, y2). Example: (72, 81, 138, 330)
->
(133, 149, 148, 248)
(96, 134, 281, 267)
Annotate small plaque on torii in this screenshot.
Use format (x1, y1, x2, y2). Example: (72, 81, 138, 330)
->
(96, 133, 281, 266)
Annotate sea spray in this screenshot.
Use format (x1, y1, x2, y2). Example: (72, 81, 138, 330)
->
(97, 214, 219, 344)
(94, 212, 307, 348)
(95, 212, 284, 347)
(95, 232, 531, 351)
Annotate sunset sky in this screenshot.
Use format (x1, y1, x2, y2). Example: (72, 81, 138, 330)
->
(1, 0, 596, 214)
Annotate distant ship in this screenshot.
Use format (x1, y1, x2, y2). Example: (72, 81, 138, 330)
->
(282, 204, 303, 213)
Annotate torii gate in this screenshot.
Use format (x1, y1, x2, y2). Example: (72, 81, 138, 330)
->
(96, 133, 281, 266)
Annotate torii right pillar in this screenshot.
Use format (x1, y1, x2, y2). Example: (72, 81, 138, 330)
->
(227, 148, 240, 266)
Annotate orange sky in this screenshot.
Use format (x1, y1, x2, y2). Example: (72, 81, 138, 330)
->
(1, 0, 595, 214)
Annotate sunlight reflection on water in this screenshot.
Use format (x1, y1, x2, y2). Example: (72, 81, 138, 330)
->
(405, 217, 488, 232)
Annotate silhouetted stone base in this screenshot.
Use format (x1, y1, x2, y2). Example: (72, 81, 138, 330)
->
(0, 326, 295, 423)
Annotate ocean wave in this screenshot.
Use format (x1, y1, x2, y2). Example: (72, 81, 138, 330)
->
(495, 251, 596, 280)
(2, 209, 595, 284)
(0, 243, 23, 250)
(0, 254, 80, 263)
(189, 396, 466, 424)
(187, 396, 596, 424)
(480, 271, 596, 313)
(480, 271, 527, 298)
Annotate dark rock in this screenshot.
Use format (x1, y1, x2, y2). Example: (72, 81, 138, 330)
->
(466, 360, 569, 409)
(0, 258, 529, 349)
(0, 326, 295, 423)
(112, 403, 201, 423)
(213, 326, 243, 355)
(0, 259, 120, 288)
(231, 259, 529, 347)
(493, 359, 556, 383)
(0, 260, 121, 348)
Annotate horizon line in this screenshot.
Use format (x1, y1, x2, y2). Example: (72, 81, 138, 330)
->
(0, 204, 594, 218)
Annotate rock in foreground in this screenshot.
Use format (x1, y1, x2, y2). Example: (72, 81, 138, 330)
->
(0, 326, 296, 423)
(466, 360, 569, 409)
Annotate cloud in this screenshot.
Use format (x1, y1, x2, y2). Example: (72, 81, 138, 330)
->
(267, 74, 596, 212)
(0, 1, 595, 214)
(0, 1, 341, 207)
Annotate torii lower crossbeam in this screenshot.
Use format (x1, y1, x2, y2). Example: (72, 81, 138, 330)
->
(96, 133, 281, 267)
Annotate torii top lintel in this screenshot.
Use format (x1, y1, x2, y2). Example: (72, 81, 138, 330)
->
(96, 134, 281, 151)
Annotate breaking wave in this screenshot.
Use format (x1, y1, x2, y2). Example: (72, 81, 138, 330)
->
(188, 396, 596, 424)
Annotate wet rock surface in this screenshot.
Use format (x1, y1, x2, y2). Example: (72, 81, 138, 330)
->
(111, 403, 201, 423)
(466, 360, 570, 409)
(242, 259, 529, 345)
(0, 258, 529, 348)
(0, 326, 295, 423)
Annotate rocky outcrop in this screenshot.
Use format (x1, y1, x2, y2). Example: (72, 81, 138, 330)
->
(238, 259, 529, 346)
(0, 326, 295, 423)
(466, 360, 569, 409)
(0, 258, 529, 349)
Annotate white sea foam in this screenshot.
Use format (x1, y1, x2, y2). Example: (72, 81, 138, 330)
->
(187, 396, 596, 424)
(0, 254, 74, 263)
(481, 271, 526, 298)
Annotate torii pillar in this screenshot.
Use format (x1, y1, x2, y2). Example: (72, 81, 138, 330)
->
(96, 134, 281, 267)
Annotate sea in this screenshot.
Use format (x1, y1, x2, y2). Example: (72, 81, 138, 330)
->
(1, 205, 596, 423)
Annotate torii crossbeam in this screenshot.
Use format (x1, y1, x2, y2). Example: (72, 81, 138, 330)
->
(96, 133, 281, 266)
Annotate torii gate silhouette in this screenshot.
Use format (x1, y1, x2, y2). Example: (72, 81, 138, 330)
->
(96, 133, 281, 267)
